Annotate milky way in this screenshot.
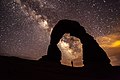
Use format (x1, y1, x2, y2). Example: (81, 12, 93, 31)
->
(0, 0, 50, 60)
(0, 0, 120, 66)
(17, 0, 120, 36)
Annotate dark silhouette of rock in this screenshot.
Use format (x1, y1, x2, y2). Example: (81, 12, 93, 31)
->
(0, 19, 120, 80)
(82, 33, 111, 67)
(43, 19, 111, 69)
(70, 27, 112, 68)
(40, 19, 85, 64)
(40, 20, 86, 64)
(50, 19, 86, 45)
(40, 44, 61, 64)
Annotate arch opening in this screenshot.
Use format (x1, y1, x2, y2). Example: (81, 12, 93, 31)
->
(57, 33, 84, 67)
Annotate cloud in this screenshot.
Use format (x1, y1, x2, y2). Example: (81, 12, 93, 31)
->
(96, 33, 120, 48)
(111, 41, 120, 47)
(96, 33, 120, 66)
(110, 55, 120, 66)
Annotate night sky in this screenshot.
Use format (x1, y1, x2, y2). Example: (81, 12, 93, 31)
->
(0, 0, 120, 67)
